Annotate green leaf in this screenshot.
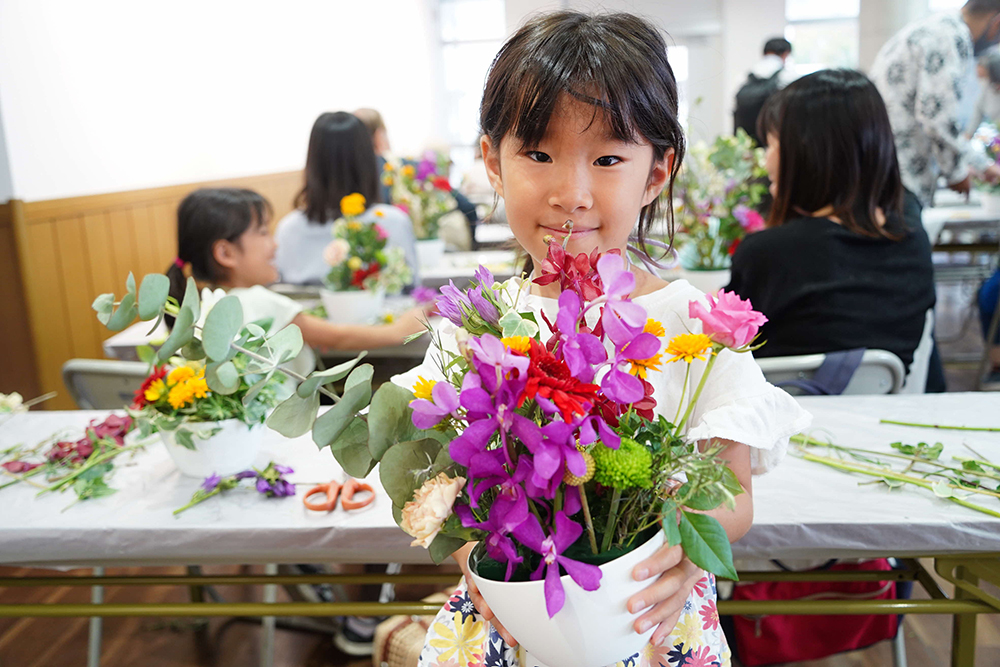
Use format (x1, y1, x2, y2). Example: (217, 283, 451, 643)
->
(661, 499, 681, 547)
(329, 417, 376, 478)
(391, 503, 403, 526)
(206, 360, 240, 395)
(243, 372, 275, 407)
(296, 353, 367, 398)
(136, 345, 156, 365)
(180, 277, 200, 325)
(157, 307, 195, 363)
(368, 383, 419, 462)
(245, 323, 266, 339)
(499, 310, 539, 338)
(175, 429, 196, 450)
(125, 272, 137, 297)
(107, 293, 138, 331)
(678, 511, 737, 580)
(932, 481, 954, 498)
(679, 485, 724, 512)
(379, 438, 443, 507)
(428, 533, 466, 565)
(882, 477, 904, 489)
(92, 293, 115, 325)
(265, 324, 304, 365)
(721, 466, 744, 497)
(201, 295, 243, 362)
(181, 338, 205, 361)
(267, 391, 321, 438)
(312, 365, 374, 449)
(138, 274, 170, 320)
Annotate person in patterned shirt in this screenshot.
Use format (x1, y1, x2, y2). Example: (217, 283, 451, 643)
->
(870, 1, 1000, 205)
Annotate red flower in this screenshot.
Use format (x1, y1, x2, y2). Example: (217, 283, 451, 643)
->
(89, 414, 133, 446)
(2, 461, 41, 474)
(591, 377, 656, 424)
(728, 237, 741, 256)
(432, 176, 452, 191)
(350, 262, 382, 288)
(132, 365, 167, 408)
(47, 437, 93, 464)
(520, 340, 599, 422)
(533, 241, 612, 302)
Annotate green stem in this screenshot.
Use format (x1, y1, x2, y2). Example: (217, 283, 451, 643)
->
(578, 487, 599, 556)
(601, 488, 623, 553)
(677, 352, 719, 433)
(37, 442, 145, 496)
(173, 488, 222, 516)
(879, 419, 1000, 432)
(226, 340, 341, 404)
(673, 364, 691, 426)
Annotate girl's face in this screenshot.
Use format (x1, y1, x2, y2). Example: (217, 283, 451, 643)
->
(764, 133, 780, 198)
(213, 219, 278, 288)
(481, 96, 670, 270)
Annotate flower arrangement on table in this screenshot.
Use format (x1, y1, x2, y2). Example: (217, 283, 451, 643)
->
(130, 357, 279, 448)
(667, 129, 769, 270)
(323, 193, 411, 295)
(382, 151, 456, 240)
(971, 123, 1000, 195)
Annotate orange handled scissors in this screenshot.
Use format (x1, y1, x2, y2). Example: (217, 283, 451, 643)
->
(303, 478, 375, 512)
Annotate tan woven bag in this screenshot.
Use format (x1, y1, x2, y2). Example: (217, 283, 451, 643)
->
(372, 592, 451, 667)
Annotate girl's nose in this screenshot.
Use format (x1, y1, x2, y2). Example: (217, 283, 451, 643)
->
(547, 165, 593, 213)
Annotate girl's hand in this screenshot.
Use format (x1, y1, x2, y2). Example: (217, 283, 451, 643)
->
(452, 542, 518, 646)
(627, 543, 704, 645)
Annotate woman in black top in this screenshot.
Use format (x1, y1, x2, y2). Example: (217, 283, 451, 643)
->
(726, 69, 935, 372)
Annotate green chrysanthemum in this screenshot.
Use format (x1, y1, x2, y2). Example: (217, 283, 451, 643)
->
(592, 437, 653, 490)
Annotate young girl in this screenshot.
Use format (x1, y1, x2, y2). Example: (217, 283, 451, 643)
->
(274, 111, 419, 285)
(166, 187, 428, 376)
(393, 11, 810, 667)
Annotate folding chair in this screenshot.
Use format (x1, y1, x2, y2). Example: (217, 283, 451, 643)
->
(756, 349, 906, 396)
(61, 359, 149, 410)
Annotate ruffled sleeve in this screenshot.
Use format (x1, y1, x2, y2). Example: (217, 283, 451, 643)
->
(391, 318, 461, 392)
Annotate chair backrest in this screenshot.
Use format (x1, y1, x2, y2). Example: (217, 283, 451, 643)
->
(757, 349, 906, 395)
(899, 308, 935, 395)
(62, 359, 149, 410)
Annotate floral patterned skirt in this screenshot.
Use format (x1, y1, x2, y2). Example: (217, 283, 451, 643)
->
(417, 574, 731, 667)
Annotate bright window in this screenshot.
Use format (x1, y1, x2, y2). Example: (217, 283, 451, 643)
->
(785, 0, 859, 74)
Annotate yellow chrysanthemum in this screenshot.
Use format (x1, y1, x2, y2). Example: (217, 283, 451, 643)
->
(412, 376, 437, 401)
(347, 256, 363, 271)
(347, 221, 362, 232)
(501, 336, 531, 355)
(644, 318, 666, 337)
(187, 372, 209, 400)
(428, 612, 485, 667)
(665, 333, 713, 364)
(144, 379, 167, 403)
(383, 162, 395, 172)
(340, 193, 366, 217)
(168, 381, 196, 410)
(374, 209, 385, 218)
(628, 352, 664, 380)
(401, 164, 415, 177)
(167, 365, 196, 385)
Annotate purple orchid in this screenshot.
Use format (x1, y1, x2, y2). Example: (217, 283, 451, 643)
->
(456, 503, 525, 581)
(554, 291, 606, 382)
(593, 254, 647, 336)
(523, 421, 586, 497)
(466, 335, 529, 394)
(600, 325, 660, 405)
(513, 511, 602, 618)
(410, 381, 460, 429)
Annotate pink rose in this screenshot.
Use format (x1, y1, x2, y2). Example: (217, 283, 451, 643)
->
(374, 224, 388, 241)
(733, 205, 765, 233)
(688, 290, 768, 349)
(399, 473, 466, 548)
(323, 238, 350, 266)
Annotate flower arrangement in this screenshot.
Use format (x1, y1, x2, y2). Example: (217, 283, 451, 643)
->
(130, 355, 279, 449)
(972, 123, 1000, 194)
(323, 193, 411, 294)
(668, 129, 769, 270)
(174, 461, 295, 515)
(382, 151, 456, 240)
(323, 239, 768, 619)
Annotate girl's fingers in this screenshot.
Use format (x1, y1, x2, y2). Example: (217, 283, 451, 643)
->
(627, 554, 700, 614)
(630, 561, 704, 633)
(632, 543, 684, 583)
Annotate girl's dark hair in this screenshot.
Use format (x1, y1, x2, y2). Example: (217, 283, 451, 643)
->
(480, 11, 686, 274)
(166, 188, 271, 322)
(295, 111, 381, 223)
(757, 69, 904, 239)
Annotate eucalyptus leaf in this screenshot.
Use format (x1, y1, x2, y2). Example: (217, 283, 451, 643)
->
(330, 417, 376, 478)
(312, 365, 374, 449)
(138, 274, 170, 320)
(245, 323, 266, 339)
(181, 338, 205, 361)
(136, 345, 156, 365)
(125, 272, 137, 297)
(265, 324, 304, 365)
(661, 499, 681, 547)
(368, 383, 419, 462)
(428, 533, 467, 565)
(202, 295, 244, 361)
(157, 307, 195, 363)
(107, 293, 138, 331)
(678, 511, 737, 580)
(206, 361, 240, 395)
(243, 372, 275, 406)
(297, 353, 367, 398)
(379, 438, 443, 507)
(267, 391, 321, 438)
(180, 277, 200, 325)
(92, 293, 115, 325)
(145, 310, 165, 336)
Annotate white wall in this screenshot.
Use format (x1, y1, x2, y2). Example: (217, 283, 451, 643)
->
(0, 99, 13, 202)
(0, 0, 444, 201)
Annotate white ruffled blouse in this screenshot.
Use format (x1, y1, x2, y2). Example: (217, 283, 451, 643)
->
(392, 278, 812, 475)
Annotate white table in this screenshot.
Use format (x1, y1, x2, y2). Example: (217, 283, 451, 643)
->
(922, 203, 1000, 245)
(418, 249, 517, 288)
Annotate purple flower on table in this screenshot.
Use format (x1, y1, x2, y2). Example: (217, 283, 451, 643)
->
(411, 285, 438, 304)
(201, 473, 222, 492)
(410, 381, 460, 429)
(256, 477, 273, 495)
(513, 511, 602, 617)
(555, 291, 607, 382)
(273, 464, 294, 476)
(234, 470, 257, 481)
(437, 280, 471, 327)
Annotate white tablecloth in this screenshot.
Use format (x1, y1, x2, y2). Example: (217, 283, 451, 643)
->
(1, 393, 998, 567)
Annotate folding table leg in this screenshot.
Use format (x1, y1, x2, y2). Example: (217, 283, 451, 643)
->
(950, 566, 978, 667)
(260, 563, 277, 667)
(892, 619, 907, 667)
(87, 566, 104, 667)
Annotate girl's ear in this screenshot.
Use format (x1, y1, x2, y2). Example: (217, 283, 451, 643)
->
(641, 148, 674, 207)
(481, 135, 504, 198)
(212, 238, 239, 273)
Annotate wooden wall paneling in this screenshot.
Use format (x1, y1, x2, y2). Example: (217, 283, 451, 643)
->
(107, 208, 142, 283)
(129, 204, 161, 279)
(16, 217, 75, 409)
(53, 216, 102, 360)
(149, 200, 178, 268)
(0, 202, 41, 398)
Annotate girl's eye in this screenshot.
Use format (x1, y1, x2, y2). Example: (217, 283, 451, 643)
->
(594, 156, 622, 167)
(525, 151, 551, 163)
